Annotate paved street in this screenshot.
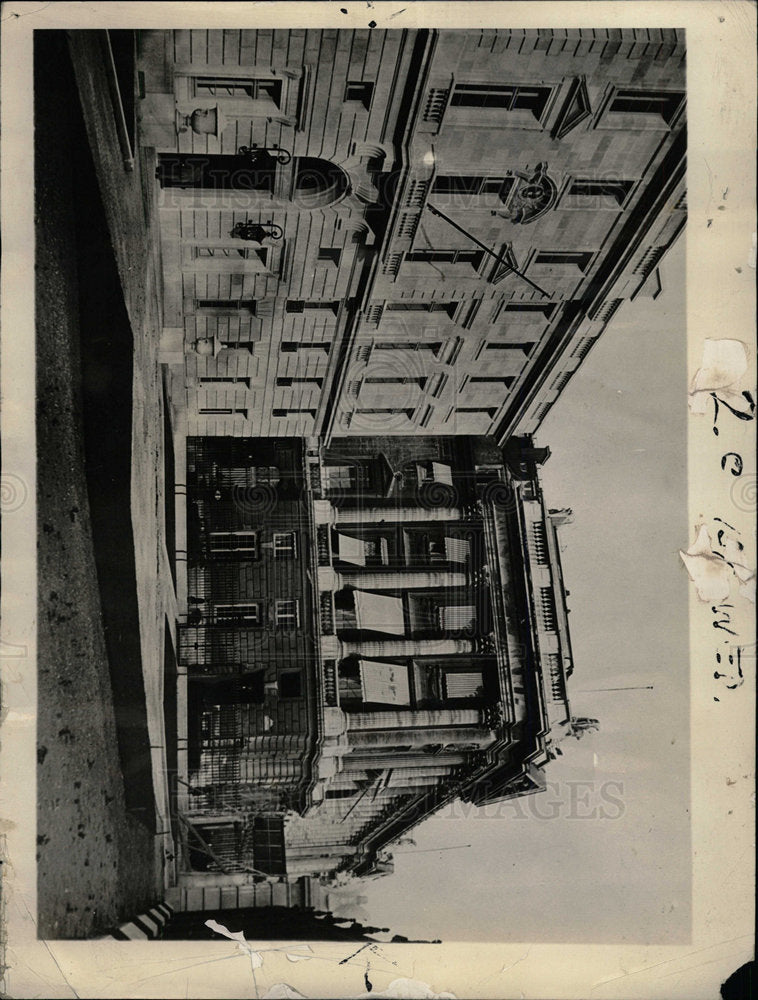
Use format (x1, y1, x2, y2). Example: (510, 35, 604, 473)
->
(35, 31, 175, 937)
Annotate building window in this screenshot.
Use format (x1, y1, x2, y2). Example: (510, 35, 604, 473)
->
(326, 787, 357, 799)
(608, 89, 684, 125)
(450, 84, 551, 118)
(335, 532, 391, 567)
(357, 408, 415, 418)
(276, 376, 324, 388)
(363, 376, 427, 387)
(468, 376, 515, 387)
(214, 603, 262, 626)
(323, 464, 366, 492)
(431, 176, 513, 200)
(286, 300, 340, 314)
(278, 670, 303, 698)
(195, 298, 257, 312)
(193, 77, 282, 107)
(386, 301, 459, 318)
(292, 157, 350, 209)
(408, 595, 478, 634)
(375, 341, 441, 352)
(443, 671, 485, 700)
(344, 81, 374, 108)
(563, 179, 634, 209)
(485, 342, 534, 354)
(196, 247, 256, 260)
(199, 407, 249, 417)
(272, 408, 317, 419)
(209, 531, 258, 556)
(280, 341, 331, 353)
(217, 339, 256, 354)
(318, 247, 342, 266)
(252, 816, 286, 875)
(273, 532, 297, 558)
(195, 247, 268, 265)
(532, 251, 594, 272)
(156, 154, 275, 192)
(503, 301, 556, 319)
(455, 406, 498, 419)
(275, 600, 300, 627)
(405, 249, 484, 269)
(199, 377, 251, 387)
(363, 536, 390, 565)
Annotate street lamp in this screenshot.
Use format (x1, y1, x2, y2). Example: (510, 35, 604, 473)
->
(237, 143, 292, 165)
(229, 220, 284, 242)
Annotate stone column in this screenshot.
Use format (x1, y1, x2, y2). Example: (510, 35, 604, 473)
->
(336, 568, 467, 591)
(340, 637, 478, 658)
(348, 708, 481, 730)
(341, 751, 466, 772)
(336, 506, 463, 524)
(349, 726, 492, 749)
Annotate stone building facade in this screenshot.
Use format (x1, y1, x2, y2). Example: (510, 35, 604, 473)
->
(138, 26, 686, 443)
(173, 431, 581, 897)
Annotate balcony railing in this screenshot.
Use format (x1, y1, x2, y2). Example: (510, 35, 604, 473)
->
(319, 592, 335, 635)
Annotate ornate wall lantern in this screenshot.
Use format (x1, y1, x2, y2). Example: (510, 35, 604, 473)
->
(229, 220, 284, 242)
(237, 143, 292, 165)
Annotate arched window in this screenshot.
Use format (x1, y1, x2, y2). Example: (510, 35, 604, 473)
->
(292, 157, 349, 208)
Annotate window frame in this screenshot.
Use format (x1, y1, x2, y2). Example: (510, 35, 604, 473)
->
(199, 407, 249, 417)
(530, 250, 596, 273)
(559, 178, 636, 211)
(317, 247, 342, 267)
(596, 86, 685, 130)
(405, 248, 485, 270)
(431, 175, 513, 200)
(449, 83, 551, 121)
(274, 599, 300, 627)
(273, 532, 298, 558)
(192, 76, 283, 108)
(213, 602, 262, 626)
(344, 80, 374, 109)
(322, 463, 366, 493)
(277, 669, 303, 699)
(209, 530, 259, 556)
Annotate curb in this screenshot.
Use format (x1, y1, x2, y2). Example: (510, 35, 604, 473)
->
(103, 902, 174, 940)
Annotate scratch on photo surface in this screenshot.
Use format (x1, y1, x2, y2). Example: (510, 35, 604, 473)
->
(0, 3, 53, 21)
(589, 935, 754, 991)
(20, 898, 81, 999)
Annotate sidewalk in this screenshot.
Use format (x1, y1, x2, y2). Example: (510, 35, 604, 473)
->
(67, 29, 178, 900)
(35, 30, 178, 935)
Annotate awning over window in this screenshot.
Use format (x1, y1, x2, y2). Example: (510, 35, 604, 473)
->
(360, 659, 411, 706)
(337, 533, 366, 565)
(416, 461, 453, 487)
(354, 590, 406, 635)
(445, 536, 470, 563)
(432, 462, 453, 485)
(444, 671, 484, 699)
